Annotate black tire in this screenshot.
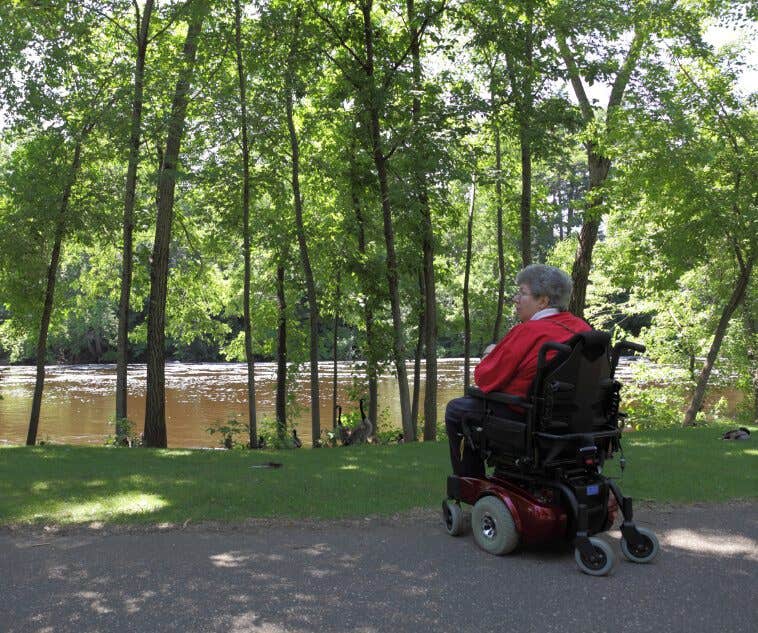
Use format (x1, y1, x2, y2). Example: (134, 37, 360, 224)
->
(620, 526, 660, 563)
(442, 499, 468, 536)
(574, 537, 615, 576)
(471, 496, 519, 555)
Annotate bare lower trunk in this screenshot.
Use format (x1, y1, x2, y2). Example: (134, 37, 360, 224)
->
(351, 163, 379, 434)
(463, 176, 476, 391)
(745, 301, 758, 420)
(332, 269, 341, 429)
(27, 140, 85, 446)
(235, 0, 257, 448)
(144, 4, 206, 448)
(116, 0, 153, 423)
(412, 272, 424, 433)
(276, 264, 287, 439)
(683, 258, 753, 426)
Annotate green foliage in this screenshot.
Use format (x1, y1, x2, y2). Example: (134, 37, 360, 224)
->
(105, 417, 138, 447)
(206, 417, 248, 449)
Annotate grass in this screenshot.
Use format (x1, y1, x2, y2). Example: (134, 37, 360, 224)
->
(0, 423, 754, 527)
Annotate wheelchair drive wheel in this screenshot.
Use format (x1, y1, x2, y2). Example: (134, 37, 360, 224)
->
(471, 496, 519, 555)
(620, 527, 659, 563)
(442, 499, 469, 536)
(574, 537, 615, 576)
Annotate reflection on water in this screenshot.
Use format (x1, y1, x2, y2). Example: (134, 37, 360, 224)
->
(0, 361, 469, 448)
(0, 358, 738, 448)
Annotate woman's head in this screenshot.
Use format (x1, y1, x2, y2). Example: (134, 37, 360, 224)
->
(513, 264, 573, 322)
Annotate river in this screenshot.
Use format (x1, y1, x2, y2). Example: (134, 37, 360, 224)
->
(0, 358, 742, 447)
(0, 360, 470, 447)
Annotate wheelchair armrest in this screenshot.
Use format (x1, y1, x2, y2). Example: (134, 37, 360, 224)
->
(611, 340, 646, 373)
(466, 386, 531, 408)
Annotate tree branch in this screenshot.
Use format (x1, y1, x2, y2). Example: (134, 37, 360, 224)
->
(608, 25, 648, 111)
(555, 32, 593, 122)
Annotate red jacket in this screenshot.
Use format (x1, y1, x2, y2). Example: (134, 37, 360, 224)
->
(474, 312, 591, 398)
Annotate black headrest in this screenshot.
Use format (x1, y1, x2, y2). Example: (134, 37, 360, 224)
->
(567, 331, 610, 361)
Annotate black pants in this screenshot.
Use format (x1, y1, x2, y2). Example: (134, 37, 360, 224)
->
(445, 395, 519, 477)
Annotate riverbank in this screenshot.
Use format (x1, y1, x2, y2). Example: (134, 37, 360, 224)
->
(1, 423, 755, 528)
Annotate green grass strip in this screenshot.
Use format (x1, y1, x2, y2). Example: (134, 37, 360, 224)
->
(0, 423, 754, 526)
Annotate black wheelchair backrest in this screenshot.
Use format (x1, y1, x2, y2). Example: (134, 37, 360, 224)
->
(533, 331, 616, 434)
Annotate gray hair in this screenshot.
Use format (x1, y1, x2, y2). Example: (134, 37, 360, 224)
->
(515, 264, 573, 311)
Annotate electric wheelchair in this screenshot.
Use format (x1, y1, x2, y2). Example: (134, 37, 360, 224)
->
(442, 330, 660, 576)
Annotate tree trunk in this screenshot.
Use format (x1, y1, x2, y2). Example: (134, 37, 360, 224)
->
(234, 0, 257, 448)
(557, 28, 647, 316)
(361, 0, 413, 440)
(351, 155, 379, 434)
(683, 258, 753, 426)
(744, 297, 758, 420)
(411, 271, 425, 434)
(332, 269, 341, 429)
(285, 66, 320, 448)
(405, 0, 437, 442)
(116, 0, 153, 423)
(143, 2, 207, 448)
(568, 149, 609, 317)
(491, 115, 506, 342)
(519, 121, 532, 267)
(27, 139, 85, 446)
(276, 263, 287, 440)
(512, 5, 534, 268)
(463, 175, 476, 392)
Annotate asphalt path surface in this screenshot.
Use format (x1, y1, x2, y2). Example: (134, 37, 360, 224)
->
(1, 502, 756, 633)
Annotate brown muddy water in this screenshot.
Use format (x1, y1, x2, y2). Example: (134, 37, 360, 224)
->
(0, 360, 471, 448)
(0, 359, 742, 448)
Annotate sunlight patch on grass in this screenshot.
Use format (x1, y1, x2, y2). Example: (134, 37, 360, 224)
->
(31, 481, 50, 492)
(339, 464, 360, 471)
(42, 492, 168, 523)
(745, 449, 758, 456)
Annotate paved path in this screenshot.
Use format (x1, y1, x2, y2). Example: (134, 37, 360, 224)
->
(1, 503, 756, 633)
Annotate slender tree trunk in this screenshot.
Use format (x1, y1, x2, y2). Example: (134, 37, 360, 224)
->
(285, 87, 320, 448)
(510, 5, 533, 268)
(406, 0, 438, 441)
(744, 297, 758, 420)
(332, 269, 341, 429)
(116, 0, 153, 422)
(361, 0, 413, 440)
(234, 0, 257, 448)
(411, 271, 425, 434)
(351, 156, 379, 433)
(27, 139, 86, 446)
(491, 115, 506, 342)
(683, 257, 753, 426)
(519, 121, 532, 267)
(276, 263, 287, 440)
(144, 2, 207, 448)
(284, 11, 319, 446)
(463, 175, 476, 392)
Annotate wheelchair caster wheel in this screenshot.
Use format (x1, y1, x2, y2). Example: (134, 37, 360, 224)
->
(471, 496, 519, 555)
(442, 499, 469, 536)
(575, 537, 615, 576)
(621, 527, 659, 563)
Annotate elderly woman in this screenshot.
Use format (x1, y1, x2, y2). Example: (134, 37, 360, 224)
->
(446, 264, 590, 477)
